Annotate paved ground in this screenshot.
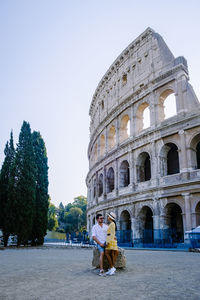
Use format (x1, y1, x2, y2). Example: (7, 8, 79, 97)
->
(0, 247, 200, 300)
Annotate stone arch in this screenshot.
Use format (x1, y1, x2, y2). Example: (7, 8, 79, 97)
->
(164, 202, 184, 243)
(190, 133, 200, 169)
(136, 152, 151, 182)
(119, 114, 130, 142)
(106, 167, 114, 193)
(108, 125, 116, 150)
(119, 160, 130, 188)
(98, 173, 103, 197)
(100, 134, 105, 156)
(118, 210, 132, 244)
(160, 142, 180, 176)
(136, 102, 150, 132)
(158, 89, 176, 122)
(138, 205, 154, 244)
(195, 202, 200, 226)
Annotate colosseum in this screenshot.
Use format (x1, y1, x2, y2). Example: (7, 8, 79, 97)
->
(86, 28, 200, 247)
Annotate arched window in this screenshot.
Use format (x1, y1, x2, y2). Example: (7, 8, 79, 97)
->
(160, 143, 180, 176)
(167, 143, 179, 175)
(107, 167, 114, 193)
(118, 210, 132, 244)
(139, 206, 154, 244)
(158, 89, 176, 122)
(165, 203, 183, 243)
(119, 115, 130, 142)
(136, 102, 150, 132)
(100, 134, 105, 156)
(98, 174, 103, 197)
(119, 160, 130, 187)
(137, 152, 151, 182)
(189, 134, 200, 169)
(108, 125, 116, 150)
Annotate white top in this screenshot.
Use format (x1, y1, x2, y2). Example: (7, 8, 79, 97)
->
(92, 223, 108, 244)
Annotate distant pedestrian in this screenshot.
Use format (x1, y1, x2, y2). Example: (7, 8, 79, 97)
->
(92, 214, 108, 276)
(105, 212, 119, 276)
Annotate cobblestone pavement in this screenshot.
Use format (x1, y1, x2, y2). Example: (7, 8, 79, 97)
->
(0, 247, 200, 300)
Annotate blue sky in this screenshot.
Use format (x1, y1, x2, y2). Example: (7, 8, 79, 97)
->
(1, 0, 200, 206)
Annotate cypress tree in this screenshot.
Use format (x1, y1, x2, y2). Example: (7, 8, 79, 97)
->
(14, 121, 36, 246)
(31, 131, 49, 245)
(0, 132, 15, 246)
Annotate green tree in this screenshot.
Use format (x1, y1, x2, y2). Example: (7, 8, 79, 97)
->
(30, 131, 49, 245)
(64, 207, 83, 232)
(48, 202, 58, 231)
(14, 121, 37, 246)
(0, 132, 15, 246)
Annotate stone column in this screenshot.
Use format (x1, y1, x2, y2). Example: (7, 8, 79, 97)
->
(103, 166, 107, 200)
(179, 130, 188, 172)
(182, 193, 192, 231)
(116, 117, 120, 146)
(95, 172, 98, 204)
(105, 126, 108, 154)
(130, 104, 134, 137)
(151, 141, 159, 185)
(115, 159, 119, 196)
(128, 150, 134, 190)
(131, 217, 140, 246)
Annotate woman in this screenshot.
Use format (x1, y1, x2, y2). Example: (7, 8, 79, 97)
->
(105, 212, 119, 276)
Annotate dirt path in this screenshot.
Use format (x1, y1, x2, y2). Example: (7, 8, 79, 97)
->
(0, 247, 200, 300)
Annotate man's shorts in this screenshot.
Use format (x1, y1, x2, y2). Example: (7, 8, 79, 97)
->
(97, 243, 105, 253)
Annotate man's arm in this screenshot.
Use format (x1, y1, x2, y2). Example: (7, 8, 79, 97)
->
(92, 236, 105, 248)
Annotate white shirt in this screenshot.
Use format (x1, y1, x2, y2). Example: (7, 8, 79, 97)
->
(92, 223, 108, 244)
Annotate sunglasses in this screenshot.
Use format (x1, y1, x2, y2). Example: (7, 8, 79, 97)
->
(99, 217, 104, 220)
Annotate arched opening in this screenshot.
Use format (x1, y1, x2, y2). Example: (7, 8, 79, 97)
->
(167, 143, 179, 175)
(160, 143, 180, 176)
(165, 203, 184, 243)
(189, 134, 200, 169)
(137, 152, 151, 182)
(195, 202, 200, 226)
(107, 167, 114, 193)
(119, 210, 132, 244)
(92, 216, 95, 225)
(98, 174, 103, 197)
(136, 102, 150, 132)
(158, 89, 176, 122)
(119, 160, 130, 188)
(139, 206, 154, 244)
(119, 115, 130, 142)
(100, 134, 105, 156)
(196, 141, 200, 169)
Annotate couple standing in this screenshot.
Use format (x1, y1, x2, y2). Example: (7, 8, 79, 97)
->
(92, 212, 119, 276)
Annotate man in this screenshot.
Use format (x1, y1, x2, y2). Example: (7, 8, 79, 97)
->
(92, 213, 108, 276)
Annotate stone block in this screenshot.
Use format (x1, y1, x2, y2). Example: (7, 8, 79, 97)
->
(92, 247, 126, 269)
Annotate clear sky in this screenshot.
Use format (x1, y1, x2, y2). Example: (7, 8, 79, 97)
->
(1, 0, 200, 207)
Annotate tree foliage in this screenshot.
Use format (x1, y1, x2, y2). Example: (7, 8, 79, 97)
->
(56, 196, 87, 233)
(0, 121, 49, 247)
(30, 131, 49, 245)
(47, 202, 58, 231)
(0, 132, 15, 246)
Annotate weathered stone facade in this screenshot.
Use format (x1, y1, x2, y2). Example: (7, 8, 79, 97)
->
(86, 28, 200, 246)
